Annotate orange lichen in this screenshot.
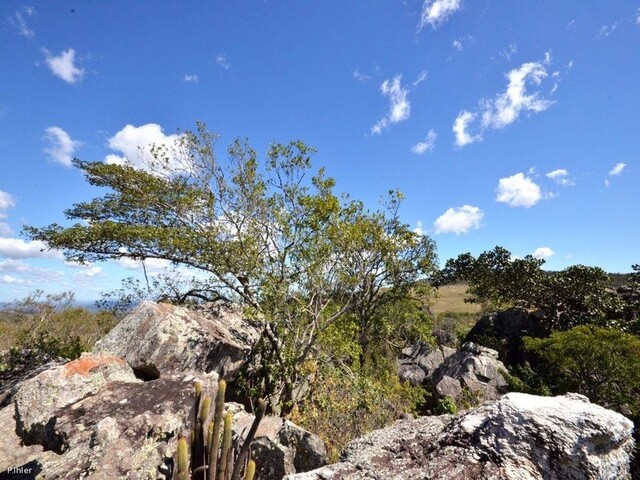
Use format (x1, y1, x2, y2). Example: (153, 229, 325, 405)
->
(64, 355, 126, 377)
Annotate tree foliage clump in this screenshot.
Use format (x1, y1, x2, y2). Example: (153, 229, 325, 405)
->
(524, 325, 640, 417)
(25, 123, 437, 413)
(437, 246, 626, 331)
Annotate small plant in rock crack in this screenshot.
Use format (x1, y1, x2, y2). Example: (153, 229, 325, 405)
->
(173, 379, 266, 480)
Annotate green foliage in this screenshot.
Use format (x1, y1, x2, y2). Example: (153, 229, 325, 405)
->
(524, 326, 640, 416)
(174, 379, 265, 480)
(25, 123, 437, 412)
(290, 358, 425, 462)
(438, 246, 629, 332)
(0, 290, 117, 360)
(434, 396, 457, 415)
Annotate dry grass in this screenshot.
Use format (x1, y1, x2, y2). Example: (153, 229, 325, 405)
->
(431, 283, 481, 315)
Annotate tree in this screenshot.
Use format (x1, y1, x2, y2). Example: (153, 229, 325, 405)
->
(436, 246, 544, 311)
(524, 325, 640, 416)
(25, 123, 437, 412)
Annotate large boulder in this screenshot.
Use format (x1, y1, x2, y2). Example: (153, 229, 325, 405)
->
(399, 342, 508, 406)
(93, 301, 260, 380)
(285, 392, 635, 480)
(6, 358, 326, 479)
(14, 353, 139, 449)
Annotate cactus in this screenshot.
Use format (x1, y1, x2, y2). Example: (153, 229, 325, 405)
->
(172, 379, 265, 480)
(243, 461, 256, 480)
(176, 436, 190, 480)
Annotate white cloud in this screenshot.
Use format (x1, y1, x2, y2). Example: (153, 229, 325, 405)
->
(496, 172, 543, 208)
(0, 258, 63, 284)
(117, 256, 172, 273)
(0, 190, 16, 214)
(413, 221, 426, 236)
(500, 44, 518, 62)
(183, 74, 199, 83)
(0, 223, 13, 236)
(105, 123, 192, 174)
(454, 57, 555, 147)
(412, 70, 428, 87)
(434, 205, 483, 234)
(216, 54, 230, 70)
(636, 9, 640, 25)
(598, 23, 617, 38)
(43, 126, 81, 167)
(452, 39, 463, 51)
(609, 162, 626, 176)
(44, 48, 85, 84)
(418, 0, 461, 30)
(9, 7, 35, 38)
(371, 75, 411, 135)
(0, 274, 25, 285)
(480, 62, 554, 130)
(546, 168, 575, 186)
(0, 238, 62, 259)
(453, 111, 480, 146)
(532, 247, 555, 260)
(412, 129, 437, 154)
(353, 69, 371, 83)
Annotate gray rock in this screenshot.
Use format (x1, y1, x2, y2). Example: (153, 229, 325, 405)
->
(14, 353, 139, 449)
(399, 342, 508, 406)
(284, 393, 635, 480)
(93, 301, 260, 380)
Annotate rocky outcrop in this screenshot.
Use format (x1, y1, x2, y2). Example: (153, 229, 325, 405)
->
(399, 342, 508, 405)
(93, 301, 260, 380)
(285, 392, 635, 480)
(4, 321, 326, 479)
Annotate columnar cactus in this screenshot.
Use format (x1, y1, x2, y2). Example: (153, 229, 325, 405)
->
(172, 379, 266, 480)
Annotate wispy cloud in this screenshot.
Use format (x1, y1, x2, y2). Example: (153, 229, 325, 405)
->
(353, 69, 372, 83)
(532, 247, 555, 259)
(0, 223, 13, 236)
(597, 23, 617, 38)
(183, 74, 199, 83)
(452, 39, 463, 51)
(496, 172, 543, 208)
(371, 75, 411, 135)
(546, 168, 575, 186)
(500, 44, 518, 62)
(418, 0, 462, 30)
(0, 190, 16, 216)
(412, 129, 437, 155)
(454, 56, 556, 147)
(216, 54, 230, 70)
(609, 162, 626, 176)
(413, 221, 426, 236)
(8, 6, 36, 38)
(412, 70, 428, 87)
(434, 205, 483, 234)
(44, 48, 85, 84)
(43, 126, 81, 167)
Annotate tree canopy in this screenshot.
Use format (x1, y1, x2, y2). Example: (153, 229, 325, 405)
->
(25, 123, 437, 411)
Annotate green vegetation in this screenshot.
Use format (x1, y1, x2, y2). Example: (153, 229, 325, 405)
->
(0, 291, 116, 366)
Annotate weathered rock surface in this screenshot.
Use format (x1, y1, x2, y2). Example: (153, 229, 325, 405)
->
(228, 404, 328, 479)
(6, 356, 326, 479)
(14, 353, 139, 448)
(93, 301, 260, 380)
(399, 342, 508, 404)
(285, 392, 635, 480)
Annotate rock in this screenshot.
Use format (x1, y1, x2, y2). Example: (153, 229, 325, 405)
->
(466, 307, 545, 363)
(398, 342, 508, 406)
(0, 349, 66, 408)
(14, 353, 139, 449)
(0, 404, 50, 473)
(93, 301, 260, 380)
(232, 407, 328, 479)
(284, 392, 635, 480)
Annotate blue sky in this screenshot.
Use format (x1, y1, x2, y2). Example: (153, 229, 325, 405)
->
(0, 1, 638, 302)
